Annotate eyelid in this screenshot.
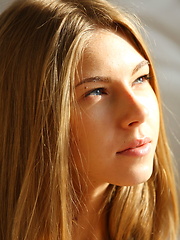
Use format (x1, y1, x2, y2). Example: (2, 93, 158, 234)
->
(133, 74, 151, 84)
(84, 87, 108, 98)
(140, 74, 151, 81)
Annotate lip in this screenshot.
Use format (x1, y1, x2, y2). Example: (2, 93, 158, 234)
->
(116, 137, 152, 157)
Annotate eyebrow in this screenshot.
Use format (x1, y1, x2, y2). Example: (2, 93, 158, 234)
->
(75, 76, 110, 87)
(132, 60, 150, 76)
(75, 60, 150, 87)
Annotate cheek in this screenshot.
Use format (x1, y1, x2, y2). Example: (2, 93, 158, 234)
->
(141, 86, 160, 122)
(148, 93, 160, 128)
(71, 114, 96, 158)
(70, 106, 107, 177)
(145, 92, 160, 151)
(70, 110, 90, 169)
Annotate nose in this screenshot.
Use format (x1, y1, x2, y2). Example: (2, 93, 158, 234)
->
(116, 90, 149, 129)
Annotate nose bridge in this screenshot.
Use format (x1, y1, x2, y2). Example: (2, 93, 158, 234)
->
(117, 87, 149, 128)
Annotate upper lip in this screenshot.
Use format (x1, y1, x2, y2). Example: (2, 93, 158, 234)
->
(117, 137, 152, 153)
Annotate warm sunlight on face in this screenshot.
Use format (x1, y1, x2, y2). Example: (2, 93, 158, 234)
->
(71, 30, 159, 188)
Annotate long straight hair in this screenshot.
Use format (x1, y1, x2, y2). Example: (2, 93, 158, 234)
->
(0, 0, 179, 239)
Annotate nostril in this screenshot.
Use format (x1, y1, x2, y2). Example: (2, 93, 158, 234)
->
(128, 120, 139, 127)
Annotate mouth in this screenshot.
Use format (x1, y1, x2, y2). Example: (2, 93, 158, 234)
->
(116, 137, 152, 157)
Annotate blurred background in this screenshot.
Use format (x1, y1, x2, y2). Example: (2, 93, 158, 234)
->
(0, 0, 180, 188)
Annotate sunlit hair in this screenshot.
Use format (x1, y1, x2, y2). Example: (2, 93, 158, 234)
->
(0, 0, 179, 239)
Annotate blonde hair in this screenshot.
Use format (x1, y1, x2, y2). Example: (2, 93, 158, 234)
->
(0, 0, 179, 239)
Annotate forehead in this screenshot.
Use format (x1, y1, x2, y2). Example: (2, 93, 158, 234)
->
(86, 29, 142, 58)
(77, 30, 145, 78)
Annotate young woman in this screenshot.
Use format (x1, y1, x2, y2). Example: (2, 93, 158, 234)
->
(0, 0, 179, 239)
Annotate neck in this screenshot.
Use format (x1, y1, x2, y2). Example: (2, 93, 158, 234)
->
(72, 183, 110, 240)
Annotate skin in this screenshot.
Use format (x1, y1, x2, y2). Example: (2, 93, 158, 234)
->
(71, 30, 160, 239)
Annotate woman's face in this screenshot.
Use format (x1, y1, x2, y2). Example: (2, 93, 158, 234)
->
(71, 30, 159, 187)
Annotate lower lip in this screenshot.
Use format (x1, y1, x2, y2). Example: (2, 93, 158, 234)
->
(117, 143, 151, 157)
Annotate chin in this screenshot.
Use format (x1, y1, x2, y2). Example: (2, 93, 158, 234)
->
(116, 165, 153, 187)
(124, 174, 152, 186)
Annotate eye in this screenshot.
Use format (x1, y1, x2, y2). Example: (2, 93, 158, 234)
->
(85, 88, 107, 97)
(133, 74, 151, 85)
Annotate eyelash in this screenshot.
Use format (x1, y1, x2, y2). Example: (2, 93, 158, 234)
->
(133, 74, 151, 85)
(84, 88, 107, 97)
(84, 74, 151, 97)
